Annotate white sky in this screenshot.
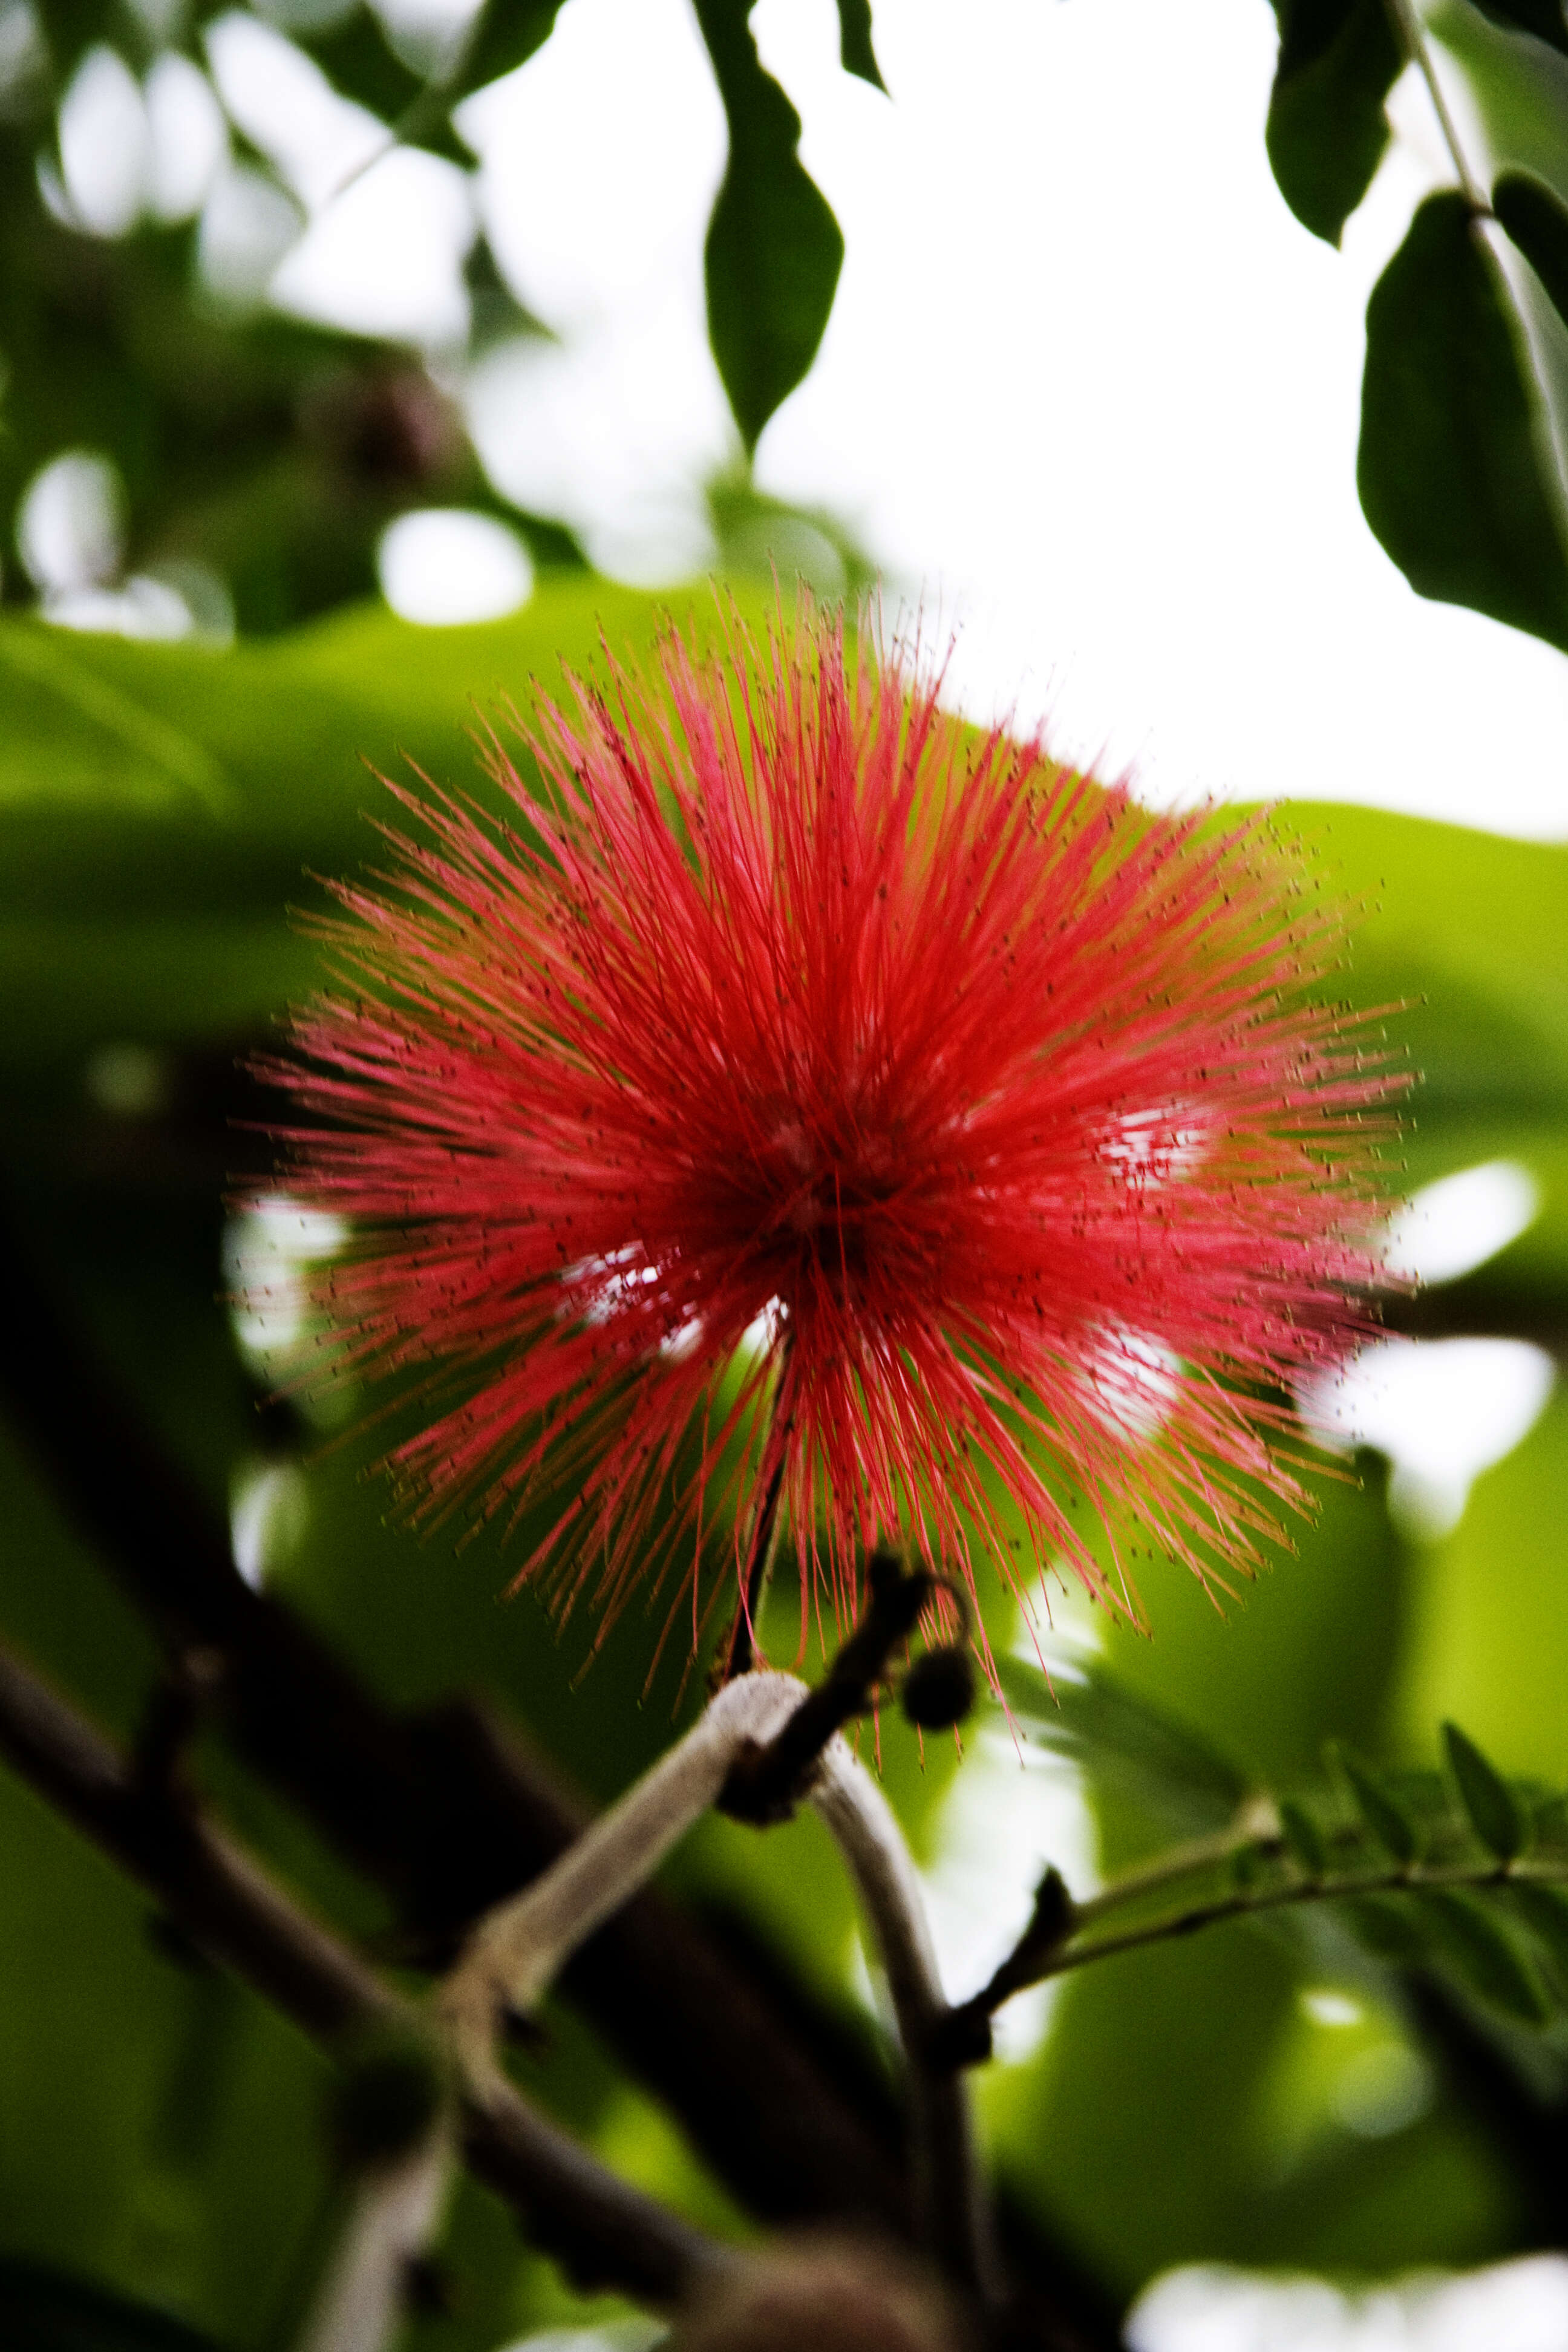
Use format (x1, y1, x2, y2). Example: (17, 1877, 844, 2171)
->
(53, 0, 1568, 835)
(455, 0, 1568, 838)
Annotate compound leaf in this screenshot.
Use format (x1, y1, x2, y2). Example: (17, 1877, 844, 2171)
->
(1419, 1890, 1553, 2023)
(1443, 1720, 1526, 1861)
(1332, 1743, 1422, 1866)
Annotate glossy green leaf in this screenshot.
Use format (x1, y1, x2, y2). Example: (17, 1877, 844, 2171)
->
(1358, 191, 1568, 652)
(1332, 1743, 1422, 1866)
(1469, 0, 1568, 54)
(835, 0, 886, 90)
(1266, 0, 1403, 244)
(1442, 1720, 1526, 1860)
(1494, 169, 1568, 332)
(1418, 1890, 1553, 2023)
(693, 0, 845, 451)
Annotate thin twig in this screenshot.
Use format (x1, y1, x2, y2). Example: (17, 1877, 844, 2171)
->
(939, 1843, 1568, 2054)
(0, 1635, 725, 2310)
(811, 1740, 998, 2304)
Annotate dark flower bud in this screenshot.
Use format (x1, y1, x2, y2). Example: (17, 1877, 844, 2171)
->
(902, 1645, 976, 1730)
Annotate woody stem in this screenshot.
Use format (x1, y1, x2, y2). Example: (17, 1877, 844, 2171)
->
(810, 1746, 999, 2305)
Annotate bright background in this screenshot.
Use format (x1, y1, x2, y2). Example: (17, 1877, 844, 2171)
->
(66, 0, 1566, 832)
(453, 0, 1567, 835)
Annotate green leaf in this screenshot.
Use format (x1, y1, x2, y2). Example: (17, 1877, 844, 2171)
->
(444, 0, 564, 98)
(1266, 0, 1403, 244)
(998, 1653, 1249, 1838)
(1332, 1743, 1422, 1866)
(306, 11, 424, 120)
(1339, 1893, 1429, 1961)
(1506, 1880, 1568, 1987)
(1494, 169, 1568, 333)
(0, 2258, 226, 2350)
(1442, 1720, 1526, 1861)
(693, 0, 845, 451)
(1418, 1890, 1553, 2022)
(1358, 190, 1568, 652)
(1278, 1797, 1328, 1877)
(835, 0, 887, 90)
(1469, 0, 1568, 54)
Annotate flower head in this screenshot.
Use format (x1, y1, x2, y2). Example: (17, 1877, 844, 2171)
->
(267, 605, 1401, 1668)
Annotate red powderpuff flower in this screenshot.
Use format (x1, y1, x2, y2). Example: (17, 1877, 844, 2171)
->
(264, 605, 1402, 1674)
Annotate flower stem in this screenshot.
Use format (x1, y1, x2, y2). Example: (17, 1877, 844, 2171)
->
(723, 1345, 795, 1681)
(811, 1744, 999, 2304)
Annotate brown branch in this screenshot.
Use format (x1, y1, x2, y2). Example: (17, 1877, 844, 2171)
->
(720, 1557, 934, 1826)
(0, 1209, 1123, 2351)
(0, 1635, 721, 2310)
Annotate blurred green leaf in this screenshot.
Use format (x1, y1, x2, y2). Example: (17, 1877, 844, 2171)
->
(1443, 1720, 1526, 1860)
(1332, 1743, 1422, 1866)
(1506, 1878, 1568, 1985)
(1339, 1891, 1429, 1961)
(0, 2258, 226, 2351)
(693, 0, 844, 451)
(1278, 1797, 1328, 1877)
(1265, 0, 1402, 244)
(998, 1650, 1248, 1837)
(992, 1913, 1511, 2292)
(1469, 0, 1568, 54)
(446, 0, 564, 105)
(835, 0, 886, 91)
(1417, 1889, 1553, 2022)
(1091, 1456, 1408, 1804)
(1495, 168, 1568, 329)
(1428, 0, 1568, 187)
(309, 10, 426, 121)
(1396, 1393, 1568, 1782)
(1358, 191, 1568, 652)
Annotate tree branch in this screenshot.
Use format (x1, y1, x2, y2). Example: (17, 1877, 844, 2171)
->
(0, 1635, 724, 2310)
(935, 1837, 1568, 2061)
(0, 1210, 1123, 2351)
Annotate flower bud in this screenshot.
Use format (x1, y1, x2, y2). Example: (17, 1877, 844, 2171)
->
(901, 1645, 976, 1730)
